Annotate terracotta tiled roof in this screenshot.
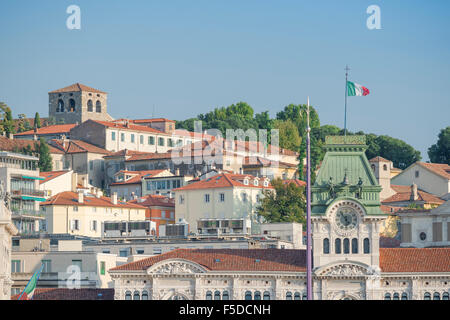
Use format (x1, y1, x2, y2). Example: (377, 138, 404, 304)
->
(11, 288, 114, 300)
(132, 118, 175, 123)
(282, 179, 306, 187)
(49, 83, 106, 94)
(382, 185, 445, 205)
(103, 149, 150, 158)
(0, 136, 63, 154)
(126, 152, 172, 162)
(90, 120, 166, 135)
(39, 170, 71, 184)
(110, 249, 307, 272)
(128, 194, 175, 208)
(417, 162, 450, 180)
(49, 139, 111, 155)
(110, 169, 168, 186)
(14, 124, 77, 136)
(379, 248, 450, 272)
(174, 173, 273, 191)
(369, 156, 392, 163)
(41, 191, 146, 209)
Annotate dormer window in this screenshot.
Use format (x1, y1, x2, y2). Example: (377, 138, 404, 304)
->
(263, 180, 269, 187)
(253, 180, 259, 186)
(243, 179, 249, 185)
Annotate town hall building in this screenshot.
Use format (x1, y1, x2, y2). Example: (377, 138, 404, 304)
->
(108, 136, 450, 300)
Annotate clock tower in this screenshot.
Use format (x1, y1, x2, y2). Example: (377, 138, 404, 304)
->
(311, 136, 387, 273)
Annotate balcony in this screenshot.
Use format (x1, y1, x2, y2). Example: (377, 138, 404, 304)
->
(11, 209, 45, 218)
(11, 188, 46, 199)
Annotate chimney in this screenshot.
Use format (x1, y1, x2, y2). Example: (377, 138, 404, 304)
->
(112, 192, 118, 205)
(97, 189, 103, 198)
(410, 183, 418, 201)
(175, 168, 180, 176)
(82, 177, 87, 188)
(78, 190, 84, 203)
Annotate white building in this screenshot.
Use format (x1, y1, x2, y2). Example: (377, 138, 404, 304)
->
(0, 197, 18, 300)
(391, 162, 450, 198)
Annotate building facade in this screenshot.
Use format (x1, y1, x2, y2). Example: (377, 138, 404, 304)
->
(0, 197, 18, 300)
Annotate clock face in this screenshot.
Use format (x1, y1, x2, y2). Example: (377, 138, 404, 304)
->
(334, 206, 358, 231)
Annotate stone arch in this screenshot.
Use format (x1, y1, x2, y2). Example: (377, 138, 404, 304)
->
(147, 258, 207, 275)
(57, 99, 64, 112)
(96, 100, 102, 112)
(69, 98, 76, 112)
(162, 290, 190, 300)
(314, 260, 372, 277)
(87, 99, 93, 112)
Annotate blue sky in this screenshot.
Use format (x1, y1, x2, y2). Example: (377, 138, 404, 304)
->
(1, 0, 449, 160)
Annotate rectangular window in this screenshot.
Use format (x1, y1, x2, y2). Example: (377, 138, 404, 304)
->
(140, 135, 144, 144)
(158, 137, 165, 146)
(401, 223, 412, 243)
(119, 249, 128, 257)
(204, 194, 210, 203)
(72, 260, 82, 272)
(73, 206, 78, 212)
(168, 138, 173, 147)
(161, 211, 166, 218)
(136, 249, 145, 254)
(121, 133, 125, 142)
(89, 161, 93, 170)
(102, 249, 110, 254)
(220, 193, 225, 202)
(179, 195, 184, 204)
(11, 260, 21, 273)
(433, 222, 442, 242)
(100, 261, 105, 275)
(148, 136, 155, 145)
(42, 260, 51, 273)
(153, 248, 162, 255)
(111, 132, 116, 141)
(91, 220, 97, 231)
(131, 134, 135, 143)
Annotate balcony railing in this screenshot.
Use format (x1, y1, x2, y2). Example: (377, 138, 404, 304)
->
(11, 209, 45, 217)
(11, 188, 46, 198)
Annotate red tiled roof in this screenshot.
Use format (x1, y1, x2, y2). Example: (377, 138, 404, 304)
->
(126, 152, 172, 162)
(11, 288, 114, 300)
(49, 139, 111, 155)
(110, 169, 168, 186)
(41, 191, 146, 209)
(14, 124, 77, 136)
(110, 249, 307, 272)
(39, 170, 71, 184)
(0, 136, 63, 154)
(379, 248, 450, 272)
(174, 173, 273, 191)
(49, 83, 106, 94)
(103, 149, 150, 158)
(382, 185, 445, 205)
(128, 194, 175, 208)
(380, 205, 401, 215)
(282, 179, 306, 187)
(369, 156, 392, 163)
(91, 120, 166, 135)
(132, 118, 175, 123)
(417, 162, 450, 180)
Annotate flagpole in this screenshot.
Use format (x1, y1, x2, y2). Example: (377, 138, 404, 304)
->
(344, 65, 350, 136)
(306, 97, 312, 300)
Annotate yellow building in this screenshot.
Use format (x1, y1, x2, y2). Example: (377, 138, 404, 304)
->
(41, 190, 146, 238)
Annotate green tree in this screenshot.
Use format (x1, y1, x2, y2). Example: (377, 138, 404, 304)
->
(34, 112, 41, 129)
(273, 119, 302, 152)
(428, 127, 450, 165)
(0, 105, 16, 138)
(257, 179, 306, 223)
(35, 138, 53, 172)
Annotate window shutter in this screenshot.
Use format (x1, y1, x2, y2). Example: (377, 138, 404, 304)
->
(401, 224, 411, 243)
(433, 222, 442, 242)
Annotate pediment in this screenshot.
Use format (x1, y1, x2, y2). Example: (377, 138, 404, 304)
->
(315, 261, 376, 277)
(147, 259, 207, 275)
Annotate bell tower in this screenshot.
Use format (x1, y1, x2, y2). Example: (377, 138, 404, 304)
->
(311, 136, 387, 271)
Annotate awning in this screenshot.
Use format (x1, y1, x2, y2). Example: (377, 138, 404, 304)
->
(21, 175, 45, 181)
(21, 196, 46, 201)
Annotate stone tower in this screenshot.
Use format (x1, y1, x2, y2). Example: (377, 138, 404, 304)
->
(368, 156, 396, 201)
(48, 83, 113, 125)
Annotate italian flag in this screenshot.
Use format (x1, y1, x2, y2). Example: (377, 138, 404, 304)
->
(347, 81, 370, 96)
(18, 264, 44, 300)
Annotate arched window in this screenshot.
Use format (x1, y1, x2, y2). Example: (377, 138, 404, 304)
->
(384, 293, 391, 300)
(69, 99, 76, 112)
(263, 291, 270, 300)
(87, 99, 93, 112)
(254, 291, 261, 300)
(125, 291, 131, 300)
(351, 238, 358, 254)
(433, 292, 441, 300)
(343, 238, 350, 254)
(393, 293, 399, 300)
(401, 293, 408, 300)
(323, 238, 330, 254)
(302, 292, 307, 300)
(57, 99, 64, 112)
(222, 291, 229, 300)
(335, 238, 342, 254)
(294, 292, 301, 300)
(371, 164, 375, 172)
(96, 100, 102, 112)
(206, 291, 212, 300)
(364, 238, 370, 254)
(133, 291, 140, 300)
(383, 164, 387, 171)
(141, 290, 148, 300)
(286, 292, 292, 300)
(245, 291, 252, 300)
(214, 291, 221, 300)
(443, 292, 449, 300)
(424, 292, 431, 300)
